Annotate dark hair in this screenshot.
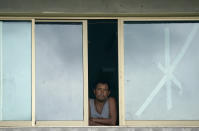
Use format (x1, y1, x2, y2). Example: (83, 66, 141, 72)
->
(93, 80, 110, 91)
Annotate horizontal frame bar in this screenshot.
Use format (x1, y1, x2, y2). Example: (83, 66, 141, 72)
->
(35, 20, 84, 22)
(35, 121, 85, 127)
(0, 121, 32, 127)
(1, 16, 199, 21)
(125, 121, 199, 127)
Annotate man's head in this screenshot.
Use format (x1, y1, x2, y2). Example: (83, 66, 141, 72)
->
(94, 81, 110, 102)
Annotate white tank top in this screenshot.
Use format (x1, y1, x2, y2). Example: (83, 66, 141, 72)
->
(90, 98, 109, 118)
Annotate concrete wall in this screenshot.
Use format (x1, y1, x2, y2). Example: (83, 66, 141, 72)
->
(0, 127, 199, 131)
(0, 0, 199, 16)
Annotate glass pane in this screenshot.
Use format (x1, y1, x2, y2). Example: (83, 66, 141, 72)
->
(0, 21, 32, 120)
(124, 22, 199, 120)
(35, 23, 83, 120)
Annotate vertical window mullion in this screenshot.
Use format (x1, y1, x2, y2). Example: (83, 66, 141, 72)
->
(0, 21, 3, 121)
(83, 20, 88, 126)
(31, 19, 36, 126)
(118, 19, 125, 126)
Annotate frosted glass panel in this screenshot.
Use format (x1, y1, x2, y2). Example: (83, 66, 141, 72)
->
(124, 22, 199, 120)
(35, 23, 83, 120)
(0, 21, 32, 120)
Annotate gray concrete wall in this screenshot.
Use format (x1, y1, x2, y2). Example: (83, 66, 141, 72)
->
(0, 0, 199, 16)
(0, 127, 199, 131)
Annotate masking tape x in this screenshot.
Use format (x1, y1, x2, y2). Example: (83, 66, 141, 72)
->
(135, 25, 199, 116)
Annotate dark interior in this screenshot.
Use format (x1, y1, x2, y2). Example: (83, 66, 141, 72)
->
(88, 19, 119, 125)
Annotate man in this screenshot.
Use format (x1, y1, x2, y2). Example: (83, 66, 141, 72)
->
(89, 81, 117, 126)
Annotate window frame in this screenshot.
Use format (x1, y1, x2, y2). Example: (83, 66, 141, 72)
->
(0, 18, 33, 127)
(34, 19, 88, 127)
(0, 18, 88, 127)
(0, 16, 199, 127)
(118, 17, 199, 127)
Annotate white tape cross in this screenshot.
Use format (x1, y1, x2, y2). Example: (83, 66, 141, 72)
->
(135, 25, 198, 116)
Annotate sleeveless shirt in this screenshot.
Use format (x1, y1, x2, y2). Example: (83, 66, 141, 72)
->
(90, 98, 109, 118)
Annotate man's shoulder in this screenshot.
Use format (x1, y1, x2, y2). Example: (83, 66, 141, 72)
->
(108, 97, 116, 103)
(89, 98, 94, 102)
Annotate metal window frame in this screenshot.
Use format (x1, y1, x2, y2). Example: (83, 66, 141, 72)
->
(0, 18, 88, 127)
(0, 18, 33, 127)
(0, 16, 199, 127)
(118, 17, 199, 127)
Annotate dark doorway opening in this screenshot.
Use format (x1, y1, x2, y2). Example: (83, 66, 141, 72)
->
(88, 19, 119, 125)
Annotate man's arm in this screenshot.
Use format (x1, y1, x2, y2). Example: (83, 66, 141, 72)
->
(90, 97, 117, 126)
(89, 119, 106, 126)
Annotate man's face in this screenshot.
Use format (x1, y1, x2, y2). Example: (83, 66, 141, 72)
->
(94, 83, 110, 102)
